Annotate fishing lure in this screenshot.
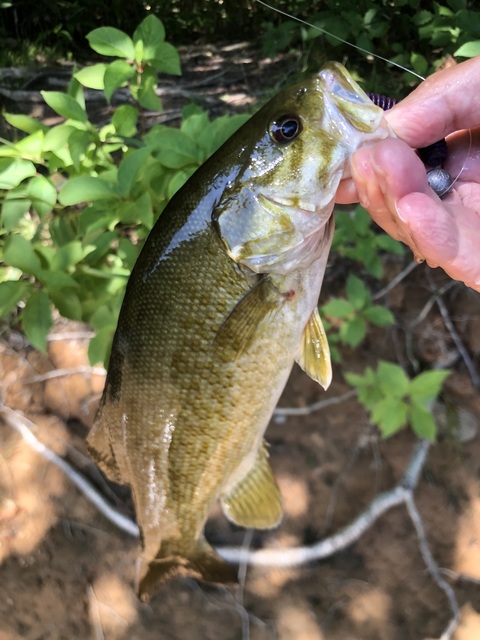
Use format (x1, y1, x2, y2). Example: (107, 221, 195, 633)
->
(367, 93, 453, 198)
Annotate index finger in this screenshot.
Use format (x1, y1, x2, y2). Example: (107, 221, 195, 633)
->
(385, 56, 480, 148)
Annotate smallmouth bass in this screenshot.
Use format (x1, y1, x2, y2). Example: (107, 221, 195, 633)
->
(87, 62, 393, 600)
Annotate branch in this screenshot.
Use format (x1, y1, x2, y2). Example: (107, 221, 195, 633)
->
(0, 404, 139, 538)
(274, 389, 356, 417)
(2, 404, 461, 638)
(217, 440, 430, 566)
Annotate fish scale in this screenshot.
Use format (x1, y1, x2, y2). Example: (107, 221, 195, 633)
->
(88, 63, 393, 600)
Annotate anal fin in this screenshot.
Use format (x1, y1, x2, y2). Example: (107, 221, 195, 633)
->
(296, 307, 332, 390)
(221, 444, 282, 529)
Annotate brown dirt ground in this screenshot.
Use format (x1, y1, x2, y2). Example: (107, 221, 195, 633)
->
(1, 259, 480, 640)
(2, 42, 480, 640)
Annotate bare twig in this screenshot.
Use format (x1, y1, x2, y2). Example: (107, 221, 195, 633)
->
(274, 389, 356, 417)
(434, 292, 480, 389)
(218, 440, 430, 566)
(439, 567, 480, 586)
(372, 260, 418, 301)
(48, 331, 95, 341)
(21, 366, 106, 385)
(2, 403, 462, 637)
(405, 494, 460, 640)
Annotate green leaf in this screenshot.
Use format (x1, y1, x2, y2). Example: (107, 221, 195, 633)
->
(410, 52, 428, 76)
(49, 288, 82, 320)
(363, 252, 383, 279)
(412, 9, 432, 26)
(409, 370, 450, 404)
(11, 130, 45, 160)
(346, 274, 370, 310)
(1, 193, 31, 230)
(74, 63, 108, 90)
(117, 147, 151, 197)
(322, 297, 354, 318)
(67, 76, 86, 111)
(181, 111, 210, 141)
(38, 270, 80, 291)
(363, 305, 395, 327)
(410, 402, 437, 440)
(136, 67, 162, 111)
(375, 234, 404, 255)
(112, 104, 138, 137)
(51, 241, 93, 270)
(146, 126, 201, 168)
(43, 124, 77, 153)
(344, 371, 367, 389)
(372, 397, 408, 437)
(149, 42, 181, 75)
(22, 290, 53, 351)
(87, 27, 135, 59)
(377, 361, 410, 398)
(26, 176, 57, 217)
(0, 280, 29, 316)
(88, 325, 116, 366)
(3, 113, 48, 135)
(0, 158, 36, 189)
(4, 235, 42, 276)
(68, 129, 91, 170)
(340, 316, 366, 347)
(41, 91, 88, 122)
(133, 14, 165, 58)
(454, 40, 480, 58)
(59, 177, 118, 205)
(104, 60, 135, 101)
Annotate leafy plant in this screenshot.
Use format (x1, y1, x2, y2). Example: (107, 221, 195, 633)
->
(0, 15, 249, 363)
(259, 1, 480, 95)
(345, 361, 450, 440)
(332, 206, 403, 278)
(321, 274, 394, 352)
(75, 15, 181, 110)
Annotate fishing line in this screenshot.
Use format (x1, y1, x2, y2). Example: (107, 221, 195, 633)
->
(254, 0, 425, 81)
(256, 0, 472, 197)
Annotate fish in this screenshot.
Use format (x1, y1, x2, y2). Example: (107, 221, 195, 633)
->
(87, 62, 394, 600)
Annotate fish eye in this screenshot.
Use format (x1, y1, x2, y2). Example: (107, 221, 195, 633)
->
(270, 115, 302, 143)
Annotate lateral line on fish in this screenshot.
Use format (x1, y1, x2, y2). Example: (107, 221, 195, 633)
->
(254, 0, 425, 81)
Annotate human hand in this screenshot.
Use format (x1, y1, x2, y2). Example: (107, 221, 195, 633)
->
(336, 56, 480, 292)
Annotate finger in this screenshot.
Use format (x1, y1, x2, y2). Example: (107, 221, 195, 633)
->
(335, 177, 358, 204)
(445, 126, 480, 184)
(349, 138, 430, 242)
(397, 193, 480, 291)
(385, 57, 480, 148)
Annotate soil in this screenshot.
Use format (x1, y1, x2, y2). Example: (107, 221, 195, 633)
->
(1, 43, 480, 640)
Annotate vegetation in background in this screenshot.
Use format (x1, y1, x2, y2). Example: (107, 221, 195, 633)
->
(1, 2, 475, 438)
(0, 15, 249, 365)
(1, 1, 479, 92)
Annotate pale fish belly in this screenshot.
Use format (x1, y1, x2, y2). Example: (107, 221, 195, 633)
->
(220, 248, 333, 496)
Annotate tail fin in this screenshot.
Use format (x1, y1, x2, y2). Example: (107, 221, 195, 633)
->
(138, 537, 237, 601)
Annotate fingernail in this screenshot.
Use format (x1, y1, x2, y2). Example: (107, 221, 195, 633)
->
(396, 200, 411, 224)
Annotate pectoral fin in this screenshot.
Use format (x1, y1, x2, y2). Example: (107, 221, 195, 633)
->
(214, 276, 281, 360)
(296, 307, 332, 390)
(221, 444, 282, 529)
